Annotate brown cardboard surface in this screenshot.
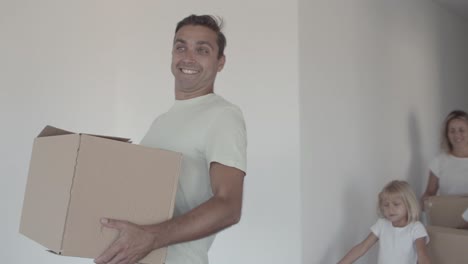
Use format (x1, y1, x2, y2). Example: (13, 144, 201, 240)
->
(427, 226, 468, 264)
(425, 195, 468, 228)
(19, 134, 80, 253)
(20, 126, 182, 264)
(425, 195, 468, 264)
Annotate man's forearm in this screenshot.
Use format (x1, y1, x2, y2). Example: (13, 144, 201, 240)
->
(145, 194, 241, 250)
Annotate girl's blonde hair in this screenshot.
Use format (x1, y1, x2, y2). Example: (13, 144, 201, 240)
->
(377, 180, 420, 223)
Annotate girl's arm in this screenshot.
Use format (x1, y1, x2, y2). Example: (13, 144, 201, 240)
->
(337, 233, 378, 264)
(415, 237, 431, 264)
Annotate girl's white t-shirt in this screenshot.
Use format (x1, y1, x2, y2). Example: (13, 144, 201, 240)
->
(371, 218, 429, 264)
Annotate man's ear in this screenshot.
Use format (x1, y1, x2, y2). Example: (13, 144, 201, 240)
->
(217, 55, 226, 72)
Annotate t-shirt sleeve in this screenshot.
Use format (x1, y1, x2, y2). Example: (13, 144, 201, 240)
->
(205, 106, 247, 173)
(463, 208, 468, 222)
(412, 222, 429, 244)
(370, 218, 385, 238)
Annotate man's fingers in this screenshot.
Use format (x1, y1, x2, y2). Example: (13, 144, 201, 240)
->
(96, 219, 148, 264)
(100, 218, 128, 230)
(94, 241, 122, 264)
(106, 252, 128, 264)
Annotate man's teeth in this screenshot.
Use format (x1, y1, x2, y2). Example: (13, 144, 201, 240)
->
(181, 69, 198, 74)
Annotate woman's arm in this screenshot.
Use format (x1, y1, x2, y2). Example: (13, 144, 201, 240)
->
(337, 233, 378, 264)
(421, 171, 439, 211)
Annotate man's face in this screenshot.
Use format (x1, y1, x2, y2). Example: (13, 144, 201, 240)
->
(171, 25, 225, 98)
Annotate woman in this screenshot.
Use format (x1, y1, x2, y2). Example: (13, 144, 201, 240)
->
(421, 110, 468, 209)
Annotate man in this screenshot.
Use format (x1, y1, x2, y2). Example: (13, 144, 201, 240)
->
(94, 14, 247, 264)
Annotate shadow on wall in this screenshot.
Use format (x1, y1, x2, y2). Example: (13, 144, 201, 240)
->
(406, 110, 424, 196)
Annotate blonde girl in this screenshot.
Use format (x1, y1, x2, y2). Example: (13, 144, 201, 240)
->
(338, 180, 430, 264)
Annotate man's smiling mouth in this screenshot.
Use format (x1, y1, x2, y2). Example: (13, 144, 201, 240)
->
(180, 68, 200, 75)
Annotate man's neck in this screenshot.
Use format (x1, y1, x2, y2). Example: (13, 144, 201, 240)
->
(175, 87, 214, 100)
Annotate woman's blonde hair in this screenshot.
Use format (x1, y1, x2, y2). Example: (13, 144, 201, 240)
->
(377, 180, 420, 223)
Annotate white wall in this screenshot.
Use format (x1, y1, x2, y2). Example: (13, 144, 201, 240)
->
(299, 0, 468, 263)
(3, 1, 468, 264)
(0, 1, 301, 264)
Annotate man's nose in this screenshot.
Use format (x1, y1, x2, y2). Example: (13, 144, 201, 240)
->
(183, 49, 195, 60)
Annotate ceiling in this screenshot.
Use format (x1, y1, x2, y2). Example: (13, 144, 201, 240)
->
(434, 0, 468, 19)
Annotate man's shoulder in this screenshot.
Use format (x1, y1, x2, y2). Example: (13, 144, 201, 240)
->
(211, 94, 240, 108)
(209, 94, 244, 116)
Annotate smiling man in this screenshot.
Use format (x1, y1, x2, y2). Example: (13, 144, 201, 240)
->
(94, 15, 247, 264)
(171, 23, 226, 99)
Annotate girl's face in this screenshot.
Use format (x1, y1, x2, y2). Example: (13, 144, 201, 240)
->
(381, 193, 408, 227)
(447, 118, 468, 151)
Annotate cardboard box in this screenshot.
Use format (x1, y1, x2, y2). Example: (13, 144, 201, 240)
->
(19, 126, 182, 264)
(425, 195, 468, 264)
(426, 226, 468, 264)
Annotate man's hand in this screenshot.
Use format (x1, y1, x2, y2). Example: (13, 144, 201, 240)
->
(94, 163, 245, 264)
(94, 218, 156, 264)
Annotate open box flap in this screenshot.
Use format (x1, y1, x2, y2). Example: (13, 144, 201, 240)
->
(38, 126, 73, 138)
(37, 125, 131, 143)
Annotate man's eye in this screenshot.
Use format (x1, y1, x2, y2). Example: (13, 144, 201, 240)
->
(175, 46, 185, 52)
(197, 48, 209, 54)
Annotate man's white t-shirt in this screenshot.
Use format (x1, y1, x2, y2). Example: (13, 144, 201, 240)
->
(141, 93, 247, 264)
(371, 218, 429, 264)
(429, 152, 468, 195)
